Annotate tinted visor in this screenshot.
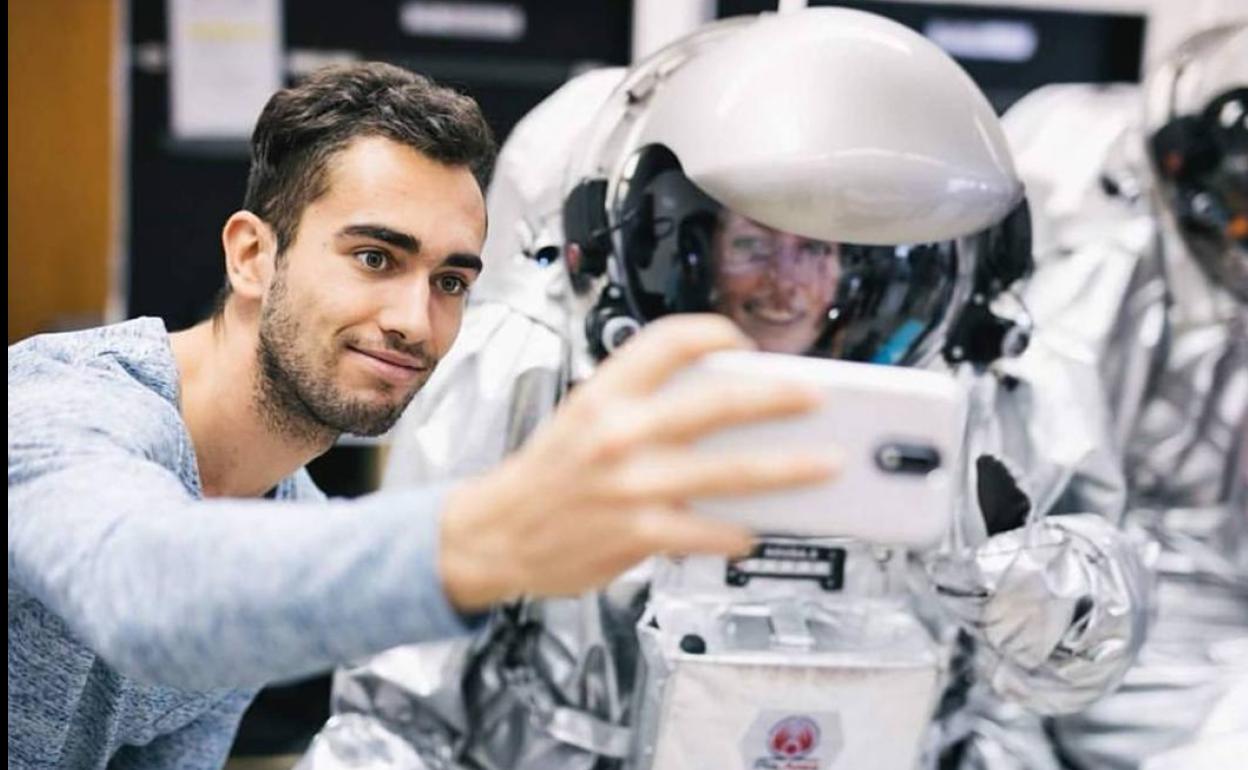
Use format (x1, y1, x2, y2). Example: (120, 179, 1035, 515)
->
(1150, 87, 1248, 299)
(611, 144, 963, 364)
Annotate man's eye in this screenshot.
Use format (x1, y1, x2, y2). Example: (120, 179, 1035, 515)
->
(436, 274, 469, 295)
(355, 250, 390, 271)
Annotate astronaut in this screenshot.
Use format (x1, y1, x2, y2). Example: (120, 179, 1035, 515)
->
(1002, 22, 1247, 770)
(298, 9, 1151, 770)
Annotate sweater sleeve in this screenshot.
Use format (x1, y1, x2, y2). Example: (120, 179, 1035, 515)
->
(8, 355, 478, 691)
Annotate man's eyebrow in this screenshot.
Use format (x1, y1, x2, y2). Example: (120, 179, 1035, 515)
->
(443, 254, 483, 274)
(338, 224, 420, 253)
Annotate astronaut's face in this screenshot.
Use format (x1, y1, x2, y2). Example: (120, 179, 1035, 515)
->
(711, 212, 841, 354)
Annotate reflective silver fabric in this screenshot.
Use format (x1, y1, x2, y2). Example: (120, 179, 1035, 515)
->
(998, 83, 1248, 770)
(1043, 232, 1248, 770)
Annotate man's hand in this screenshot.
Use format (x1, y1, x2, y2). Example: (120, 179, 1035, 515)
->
(438, 315, 839, 612)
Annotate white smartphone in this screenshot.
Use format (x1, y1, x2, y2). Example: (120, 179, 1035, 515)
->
(667, 351, 964, 549)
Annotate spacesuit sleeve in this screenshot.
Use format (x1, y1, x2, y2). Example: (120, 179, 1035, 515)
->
(1020, 227, 1167, 455)
(928, 342, 1155, 715)
(934, 510, 1154, 715)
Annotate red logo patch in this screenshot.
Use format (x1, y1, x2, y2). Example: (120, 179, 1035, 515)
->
(767, 716, 820, 759)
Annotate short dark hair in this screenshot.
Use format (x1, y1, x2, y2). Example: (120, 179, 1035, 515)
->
(213, 62, 496, 316)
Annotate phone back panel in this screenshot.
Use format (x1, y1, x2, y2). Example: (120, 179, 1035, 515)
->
(671, 351, 963, 548)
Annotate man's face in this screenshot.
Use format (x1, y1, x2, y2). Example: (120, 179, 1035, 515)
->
(257, 136, 486, 437)
(711, 212, 841, 354)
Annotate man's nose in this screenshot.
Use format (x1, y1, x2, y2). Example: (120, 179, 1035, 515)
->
(377, 278, 433, 343)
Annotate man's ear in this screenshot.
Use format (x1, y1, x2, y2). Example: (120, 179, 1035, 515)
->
(222, 211, 277, 302)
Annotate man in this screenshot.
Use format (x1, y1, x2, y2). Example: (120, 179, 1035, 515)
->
(7, 62, 837, 769)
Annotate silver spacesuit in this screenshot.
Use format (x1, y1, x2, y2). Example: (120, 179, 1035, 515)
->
(1000, 23, 1248, 770)
(298, 9, 1153, 770)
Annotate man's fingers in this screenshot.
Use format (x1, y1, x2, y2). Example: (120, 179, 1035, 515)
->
(589, 315, 753, 396)
(627, 506, 755, 558)
(630, 378, 823, 447)
(607, 448, 840, 504)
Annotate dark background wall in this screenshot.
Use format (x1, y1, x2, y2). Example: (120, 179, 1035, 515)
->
(720, 0, 1146, 113)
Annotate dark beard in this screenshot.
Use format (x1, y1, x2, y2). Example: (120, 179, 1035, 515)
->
(255, 269, 432, 441)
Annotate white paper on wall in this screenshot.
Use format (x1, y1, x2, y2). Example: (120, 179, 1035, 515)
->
(167, 0, 282, 140)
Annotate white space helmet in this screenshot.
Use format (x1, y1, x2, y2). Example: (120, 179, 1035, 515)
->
(1143, 22, 1248, 300)
(561, 9, 1034, 366)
